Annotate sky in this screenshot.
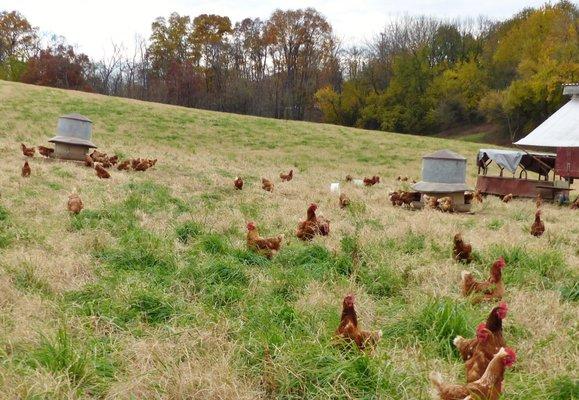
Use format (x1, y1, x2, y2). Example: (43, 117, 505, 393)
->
(3, 0, 549, 59)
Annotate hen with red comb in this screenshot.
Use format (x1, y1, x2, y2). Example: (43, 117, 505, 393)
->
(430, 346, 516, 400)
(460, 257, 507, 301)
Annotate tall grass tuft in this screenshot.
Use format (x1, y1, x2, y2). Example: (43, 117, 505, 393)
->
(488, 245, 575, 290)
(199, 233, 230, 254)
(0, 204, 14, 248)
(31, 328, 91, 385)
(260, 341, 407, 398)
(96, 227, 177, 275)
(385, 298, 473, 358)
(175, 220, 203, 243)
(0, 204, 8, 221)
(547, 376, 579, 400)
(129, 290, 177, 324)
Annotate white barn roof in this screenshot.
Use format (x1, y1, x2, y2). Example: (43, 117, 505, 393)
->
(514, 95, 579, 147)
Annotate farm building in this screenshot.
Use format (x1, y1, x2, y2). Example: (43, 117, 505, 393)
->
(476, 83, 579, 201)
(48, 113, 97, 161)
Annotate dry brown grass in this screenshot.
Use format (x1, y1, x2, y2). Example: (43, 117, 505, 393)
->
(0, 80, 577, 399)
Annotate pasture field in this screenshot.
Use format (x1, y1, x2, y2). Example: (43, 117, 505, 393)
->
(0, 80, 577, 399)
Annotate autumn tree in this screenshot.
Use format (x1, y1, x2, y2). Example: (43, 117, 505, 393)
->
(21, 44, 92, 91)
(0, 11, 37, 80)
(232, 18, 268, 81)
(147, 13, 192, 76)
(480, 0, 579, 139)
(190, 14, 232, 106)
(3, 5, 576, 138)
(265, 8, 340, 119)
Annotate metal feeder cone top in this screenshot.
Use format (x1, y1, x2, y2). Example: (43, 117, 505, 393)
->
(48, 113, 97, 160)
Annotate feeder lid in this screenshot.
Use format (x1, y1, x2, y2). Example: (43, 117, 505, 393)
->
(48, 136, 97, 148)
(60, 113, 92, 123)
(423, 149, 466, 161)
(412, 181, 471, 193)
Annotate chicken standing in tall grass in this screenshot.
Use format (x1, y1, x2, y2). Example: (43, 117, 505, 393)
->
(455, 303, 508, 383)
(20, 143, 35, 157)
(530, 209, 545, 237)
(21, 161, 31, 177)
(262, 178, 274, 192)
(430, 347, 516, 400)
(335, 294, 382, 351)
(454, 303, 508, 363)
(453, 233, 473, 263)
(461, 257, 506, 301)
(67, 193, 84, 214)
(246, 222, 283, 259)
(280, 169, 293, 182)
(296, 203, 330, 240)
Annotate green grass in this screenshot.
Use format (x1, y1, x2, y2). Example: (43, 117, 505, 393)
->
(385, 298, 475, 359)
(175, 220, 204, 243)
(30, 328, 91, 385)
(0, 80, 576, 399)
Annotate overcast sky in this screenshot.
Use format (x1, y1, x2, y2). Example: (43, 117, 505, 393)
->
(3, 0, 549, 59)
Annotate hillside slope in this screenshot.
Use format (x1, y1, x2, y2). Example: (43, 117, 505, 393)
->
(0, 80, 577, 399)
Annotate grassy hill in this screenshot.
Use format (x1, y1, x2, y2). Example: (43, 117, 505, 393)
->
(0, 80, 577, 399)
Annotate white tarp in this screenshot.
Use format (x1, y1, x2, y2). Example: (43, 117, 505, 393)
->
(478, 149, 524, 173)
(514, 96, 579, 147)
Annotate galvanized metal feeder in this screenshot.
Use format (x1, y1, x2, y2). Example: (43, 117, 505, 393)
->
(48, 114, 97, 161)
(412, 149, 472, 212)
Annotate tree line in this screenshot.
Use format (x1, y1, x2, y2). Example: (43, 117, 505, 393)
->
(1, 2, 577, 140)
(316, 1, 578, 141)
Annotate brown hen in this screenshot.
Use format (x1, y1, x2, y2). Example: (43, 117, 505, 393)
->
(335, 294, 382, 351)
(246, 222, 283, 259)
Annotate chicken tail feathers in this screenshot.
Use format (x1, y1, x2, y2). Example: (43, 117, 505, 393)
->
(429, 371, 443, 391)
(460, 270, 472, 281)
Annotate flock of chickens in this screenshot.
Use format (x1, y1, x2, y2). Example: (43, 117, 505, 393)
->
(15, 143, 577, 399)
(19, 143, 157, 180)
(430, 235, 519, 399)
(235, 169, 574, 399)
(329, 235, 517, 399)
(242, 171, 554, 267)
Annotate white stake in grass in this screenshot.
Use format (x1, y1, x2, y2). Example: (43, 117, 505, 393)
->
(330, 182, 340, 195)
